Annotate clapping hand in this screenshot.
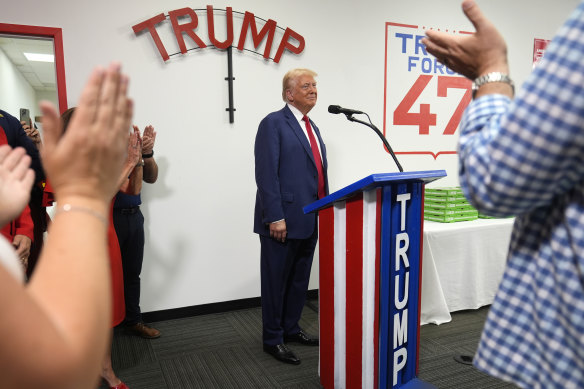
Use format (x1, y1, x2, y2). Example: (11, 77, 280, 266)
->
(0, 146, 35, 227)
(39, 63, 133, 203)
(128, 125, 142, 167)
(141, 125, 156, 155)
(422, 0, 509, 80)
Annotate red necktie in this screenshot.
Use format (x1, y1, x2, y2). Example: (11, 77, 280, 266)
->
(302, 115, 325, 199)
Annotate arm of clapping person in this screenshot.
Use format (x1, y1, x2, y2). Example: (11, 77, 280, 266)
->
(141, 125, 158, 184)
(0, 62, 133, 389)
(118, 125, 142, 195)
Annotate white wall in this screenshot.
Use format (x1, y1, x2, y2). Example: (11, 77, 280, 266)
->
(0, 48, 38, 121)
(35, 90, 58, 111)
(0, 0, 579, 312)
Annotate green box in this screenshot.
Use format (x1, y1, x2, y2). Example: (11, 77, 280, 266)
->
(425, 208, 478, 216)
(425, 198, 472, 206)
(424, 213, 478, 223)
(424, 195, 468, 203)
(424, 187, 463, 196)
(425, 202, 475, 211)
(424, 201, 472, 209)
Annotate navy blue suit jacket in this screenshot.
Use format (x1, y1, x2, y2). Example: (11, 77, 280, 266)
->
(254, 105, 329, 240)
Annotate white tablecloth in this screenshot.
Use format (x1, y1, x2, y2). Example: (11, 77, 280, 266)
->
(420, 218, 515, 325)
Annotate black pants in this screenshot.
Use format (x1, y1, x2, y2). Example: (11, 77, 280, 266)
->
(26, 186, 47, 279)
(259, 227, 318, 346)
(113, 207, 145, 325)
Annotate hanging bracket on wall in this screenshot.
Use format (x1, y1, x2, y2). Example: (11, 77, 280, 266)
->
(225, 46, 236, 123)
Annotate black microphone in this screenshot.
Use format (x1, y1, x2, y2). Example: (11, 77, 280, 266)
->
(328, 105, 363, 115)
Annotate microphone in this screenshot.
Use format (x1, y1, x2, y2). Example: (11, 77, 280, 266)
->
(328, 105, 364, 115)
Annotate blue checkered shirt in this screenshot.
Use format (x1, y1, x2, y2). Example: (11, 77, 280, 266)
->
(458, 3, 584, 388)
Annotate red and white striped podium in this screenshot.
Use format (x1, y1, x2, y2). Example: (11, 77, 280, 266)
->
(304, 171, 445, 389)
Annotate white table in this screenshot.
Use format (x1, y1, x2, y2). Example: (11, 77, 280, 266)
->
(420, 218, 514, 325)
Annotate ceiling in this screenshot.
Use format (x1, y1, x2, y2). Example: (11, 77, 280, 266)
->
(0, 34, 56, 92)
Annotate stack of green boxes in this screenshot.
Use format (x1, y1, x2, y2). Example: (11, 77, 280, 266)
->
(424, 186, 478, 223)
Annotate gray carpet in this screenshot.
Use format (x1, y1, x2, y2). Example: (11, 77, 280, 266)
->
(101, 302, 517, 388)
(417, 307, 516, 388)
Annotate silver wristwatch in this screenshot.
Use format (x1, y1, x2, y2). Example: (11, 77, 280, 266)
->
(472, 72, 514, 98)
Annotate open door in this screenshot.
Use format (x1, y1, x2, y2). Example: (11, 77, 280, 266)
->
(0, 23, 67, 118)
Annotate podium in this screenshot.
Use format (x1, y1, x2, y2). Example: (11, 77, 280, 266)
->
(304, 171, 446, 389)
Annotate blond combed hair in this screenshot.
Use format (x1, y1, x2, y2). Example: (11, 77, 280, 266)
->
(282, 68, 318, 102)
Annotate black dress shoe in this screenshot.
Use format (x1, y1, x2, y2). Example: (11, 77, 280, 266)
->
(263, 343, 301, 365)
(284, 329, 319, 346)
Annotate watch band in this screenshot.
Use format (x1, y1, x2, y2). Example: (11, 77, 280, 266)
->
(142, 150, 154, 158)
(472, 72, 514, 98)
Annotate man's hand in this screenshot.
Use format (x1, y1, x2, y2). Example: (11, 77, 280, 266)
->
(422, 0, 509, 80)
(128, 125, 142, 167)
(13, 234, 31, 269)
(142, 125, 156, 154)
(269, 220, 287, 243)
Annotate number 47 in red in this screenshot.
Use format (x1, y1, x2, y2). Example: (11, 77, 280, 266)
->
(393, 75, 471, 135)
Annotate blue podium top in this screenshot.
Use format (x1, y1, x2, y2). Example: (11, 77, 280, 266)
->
(303, 170, 446, 214)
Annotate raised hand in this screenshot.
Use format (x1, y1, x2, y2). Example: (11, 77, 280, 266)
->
(422, 0, 509, 80)
(128, 125, 142, 167)
(141, 125, 156, 155)
(39, 63, 133, 203)
(0, 145, 35, 226)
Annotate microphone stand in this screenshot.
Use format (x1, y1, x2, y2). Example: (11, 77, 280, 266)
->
(344, 114, 404, 172)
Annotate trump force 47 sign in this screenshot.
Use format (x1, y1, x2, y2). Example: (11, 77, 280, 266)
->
(384, 23, 472, 159)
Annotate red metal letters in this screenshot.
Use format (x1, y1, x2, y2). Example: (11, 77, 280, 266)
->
(133, 6, 305, 63)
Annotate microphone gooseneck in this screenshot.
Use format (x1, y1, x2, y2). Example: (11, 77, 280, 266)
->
(328, 105, 403, 172)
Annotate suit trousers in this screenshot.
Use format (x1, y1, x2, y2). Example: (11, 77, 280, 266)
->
(113, 207, 145, 325)
(260, 227, 318, 346)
